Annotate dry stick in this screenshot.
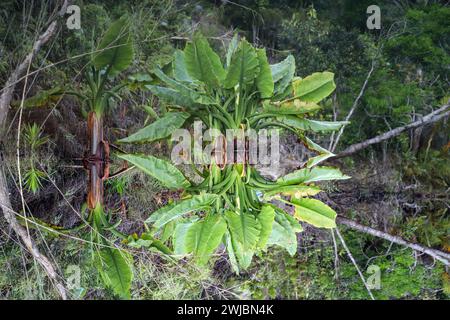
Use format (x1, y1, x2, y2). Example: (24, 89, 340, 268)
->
(0, 173, 67, 299)
(331, 60, 376, 153)
(335, 227, 375, 300)
(0, 0, 69, 300)
(334, 103, 450, 159)
(331, 229, 339, 280)
(336, 216, 450, 266)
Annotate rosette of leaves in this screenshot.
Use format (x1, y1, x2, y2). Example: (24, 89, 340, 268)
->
(118, 34, 350, 272)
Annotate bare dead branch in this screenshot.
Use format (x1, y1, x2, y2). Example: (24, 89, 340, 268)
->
(337, 216, 450, 266)
(335, 227, 375, 300)
(331, 61, 376, 152)
(334, 102, 450, 158)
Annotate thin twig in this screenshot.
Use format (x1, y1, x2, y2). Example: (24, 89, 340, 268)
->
(335, 227, 375, 300)
(331, 61, 376, 152)
(331, 229, 339, 280)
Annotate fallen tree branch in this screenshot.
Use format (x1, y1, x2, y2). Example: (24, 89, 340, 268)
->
(334, 102, 450, 158)
(337, 216, 450, 266)
(0, 0, 69, 300)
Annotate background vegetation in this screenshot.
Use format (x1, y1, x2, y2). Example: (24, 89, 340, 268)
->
(0, 0, 448, 299)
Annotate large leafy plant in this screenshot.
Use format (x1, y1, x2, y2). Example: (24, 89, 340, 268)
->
(69, 16, 136, 299)
(119, 34, 350, 272)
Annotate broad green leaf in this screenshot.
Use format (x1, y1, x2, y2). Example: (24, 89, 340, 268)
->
(142, 104, 158, 119)
(226, 34, 239, 68)
(185, 214, 227, 265)
(224, 39, 260, 89)
(184, 35, 226, 87)
(270, 55, 295, 95)
(98, 248, 133, 299)
(146, 193, 218, 228)
(145, 85, 195, 108)
(225, 231, 240, 274)
(152, 68, 215, 105)
(118, 112, 189, 144)
(128, 73, 152, 83)
(173, 50, 194, 83)
(267, 221, 296, 256)
(173, 220, 196, 255)
(271, 55, 295, 82)
(255, 48, 274, 98)
(291, 198, 337, 228)
(277, 166, 351, 185)
(256, 205, 275, 249)
(125, 233, 153, 249)
(263, 185, 321, 200)
(277, 116, 349, 132)
(161, 220, 176, 243)
(263, 99, 321, 115)
(118, 154, 190, 189)
(280, 208, 303, 233)
(272, 82, 293, 101)
(225, 210, 261, 269)
(93, 16, 133, 77)
(292, 72, 336, 103)
(303, 136, 335, 168)
(267, 209, 302, 256)
(125, 233, 172, 254)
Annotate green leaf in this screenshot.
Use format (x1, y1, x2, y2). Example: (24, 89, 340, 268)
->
(184, 35, 225, 87)
(142, 104, 158, 119)
(277, 166, 351, 185)
(277, 116, 349, 132)
(118, 112, 189, 144)
(256, 205, 275, 249)
(98, 248, 133, 299)
(24, 168, 45, 193)
(267, 209, 302, 256)
(255, 48, 274, 98)
(263, 99, 321, 115)
(303, 136, 335, 168)
(147, 193, 218, 228)
(145, 85, 195, 108)
(291, 198, 337, 228)
(224, 39, 260, 89)
(173, 220, 196, 255)
(151, 68, 215, 105)
(270, 55, 295, 95)
(292, 72, 336, 103)
(185, 214, 227, 265)
(225, 231, 240, 274)
(93, 16, 133, 77)
(125, 233, 172, 254)
(117, 154, 190, 189)
(226, 34, 239, 68)
(225, 210, 261, 269)
(263, 185, 321, 200)
(125, 233, 154, 249)
(173, 50, 195, 83)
